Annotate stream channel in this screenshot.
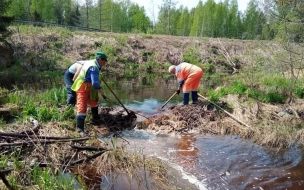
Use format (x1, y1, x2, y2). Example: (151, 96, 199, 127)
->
(93, 76, 304, 190)
(26, 74, 304, 190)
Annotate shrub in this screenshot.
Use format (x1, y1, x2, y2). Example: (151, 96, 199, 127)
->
(182, 46, 201, 65)
(294, 86, 304, 98)
(228, 82, 248, 95)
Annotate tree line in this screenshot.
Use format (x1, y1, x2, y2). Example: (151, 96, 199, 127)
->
(2, 0, 304, 41)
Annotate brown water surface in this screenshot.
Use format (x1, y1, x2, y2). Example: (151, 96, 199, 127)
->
(119, 131, 304, 190)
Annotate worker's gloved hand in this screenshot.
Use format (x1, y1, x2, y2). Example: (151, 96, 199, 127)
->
(176, 89, 180, 95)
(102, 95, 108, 101)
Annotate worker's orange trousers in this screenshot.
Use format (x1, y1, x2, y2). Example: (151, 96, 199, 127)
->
(76, 82, 98, 114)
(182, 69, 203, 93)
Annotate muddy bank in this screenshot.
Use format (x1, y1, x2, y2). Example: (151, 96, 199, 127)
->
(1, 92, 304, 189)
(135, 94, 304, 149)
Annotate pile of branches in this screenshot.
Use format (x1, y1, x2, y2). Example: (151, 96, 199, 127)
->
(169, 102, 216, 128)
(96, 107, 137, 131)
(140, 101, 222, 134)
(0, 118, 109, 189)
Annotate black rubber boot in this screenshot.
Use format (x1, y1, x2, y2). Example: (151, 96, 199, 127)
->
(76, 117, 87, 137)
(183, 93, 190, 105)
(192, 91, 198, 104)
(91, 107, 100, 124)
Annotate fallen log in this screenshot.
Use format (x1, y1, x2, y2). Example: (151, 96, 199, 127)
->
(0, 169, 13, 190)
(0, 132, 83, 140)
(0, 169, 13, 176)
(70, 150, 107, 166)
(0, 137, 90, 147)
(70, 145, 107, 151)
(19, 125, 41, 135)
(198, 93, 252, 128)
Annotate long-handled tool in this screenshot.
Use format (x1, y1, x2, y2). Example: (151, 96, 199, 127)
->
(198, 93, 251, 128)
(101, 78, 132, 116)
(161, 91, 177, 109)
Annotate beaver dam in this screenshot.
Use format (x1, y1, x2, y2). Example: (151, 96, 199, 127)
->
(0, 96, 304, 189)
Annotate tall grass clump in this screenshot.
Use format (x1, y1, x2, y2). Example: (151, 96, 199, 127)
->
(113, 34, 128, 46)
(31, 166, 74, 190)
(182, 46, 201, 66)
(37, 87, 66, 106)
(8, 87, 69, 122)
(209, 81, 288, 104)
(294, 86, 304, 98)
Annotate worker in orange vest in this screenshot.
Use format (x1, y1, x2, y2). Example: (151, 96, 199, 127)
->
(168, 62, 203, 105)
(71, 52, 108, 136)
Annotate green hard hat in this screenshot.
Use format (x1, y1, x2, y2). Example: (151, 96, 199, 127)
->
(96, 52, 107, 61)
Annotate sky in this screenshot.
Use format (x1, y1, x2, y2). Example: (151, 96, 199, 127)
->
(130, 0, 250, 21)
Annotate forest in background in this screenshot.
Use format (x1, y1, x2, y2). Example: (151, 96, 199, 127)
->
(3, 0, 304, 41)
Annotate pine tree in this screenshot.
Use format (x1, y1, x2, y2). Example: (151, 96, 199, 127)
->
(177, 7, 189, 36)
(6, 0, 28, 19)
(0, 0, 14, 42)
(190, 1, 203, 37)
(243, 0, 260, 39)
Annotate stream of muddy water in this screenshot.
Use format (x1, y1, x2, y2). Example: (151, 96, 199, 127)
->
(96, 75, 304, 189)
(21, 74, 304, 189)
(98, 96, 304, 190)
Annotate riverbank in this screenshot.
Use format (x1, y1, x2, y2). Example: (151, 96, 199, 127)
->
(0, 25, 304, 189)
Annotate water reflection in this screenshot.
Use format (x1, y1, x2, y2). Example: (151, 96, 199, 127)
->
(124, 98, 178, 116)
(174, 134, 199, 170)
(125, 99, 163, 115)
(118, 129, 304, 190)
(195, 136, 304, 190)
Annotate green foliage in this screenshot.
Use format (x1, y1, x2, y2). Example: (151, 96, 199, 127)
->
(243, 0, 261, 39)
(61, 106, 75, 121)
(0, 0, 14, 42)
(37, 106, 61, 122)
(98, 44, 117, 61)
(182, 46, 201, 65)
(232, 57, 239, 63)
(142, 50, 153, 62)
(261, 74, 291, 96)
(260, 92, 286, 104)
(161, 62, 172, 72)
(125, 62, 139, 70)
(0, 87, 9, 105)
(0, 117, 5, 126)
(31, 165, 74, 190)
(0, 155, 8, 168)
(54, 41, 63, 49)
(22, 104, 63, 122)
(209, 81, 288, 104)
(201, 63, 216, 74)
(294, 86, 304, 98)
(140, 33, 153, 39)
(22, 103, 38, 118)
(208, 90, 220, 103)
(228, 82, 248, 95)
(211, 47, 217, 54)
(143, 61, 158, 69)
(85, 52, 95, 59)
(6, 0, 27, 19)
(113, 34, 128, 46)
(4, 0, 302, 41)
(37, 88, 66, 106)
(110, 137, 117, 149)
(94, 41, 102, 48)
(8, 90, 32, 106)
(8, 87, 67, 122)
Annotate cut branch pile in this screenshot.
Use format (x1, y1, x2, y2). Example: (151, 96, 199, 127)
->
(0, 118, 110, 189)
(138, 101, 224, 134)
(95, 107, 137, 131)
